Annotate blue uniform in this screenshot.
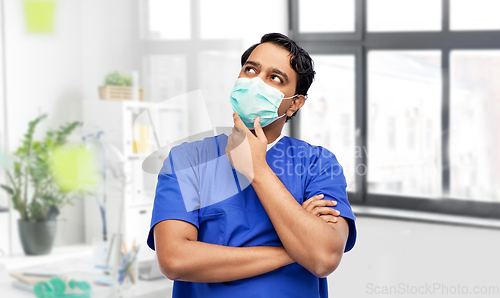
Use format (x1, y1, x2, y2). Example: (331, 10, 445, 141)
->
(147, 133, 357, 298)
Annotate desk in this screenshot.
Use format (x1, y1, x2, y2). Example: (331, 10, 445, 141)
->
(0, 245, 173, 298)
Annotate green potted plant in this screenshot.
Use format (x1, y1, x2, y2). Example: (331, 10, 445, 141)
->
(98, 71, 144, 101)
(0, 114, 83, 255)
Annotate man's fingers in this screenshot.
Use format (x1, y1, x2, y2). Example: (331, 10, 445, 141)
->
(319, 215, 338, 224)
(231, 125, 246, 147)
(307, 199, 337, 211)
(303, 196, 337, 212)
(225, 133, 237, 166)
(225, 138, 232, 165)
(233, 112, 250, 133)
(253, 116, 266, 141)
(310, 207, 340, 217)
(302, 194, 324, 209)
(228, 116, 249, 156)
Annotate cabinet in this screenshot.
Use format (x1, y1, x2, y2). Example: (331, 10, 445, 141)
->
(82, 100, 187, 262)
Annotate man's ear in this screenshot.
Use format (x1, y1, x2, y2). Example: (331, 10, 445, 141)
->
(286, 95, 306, 117)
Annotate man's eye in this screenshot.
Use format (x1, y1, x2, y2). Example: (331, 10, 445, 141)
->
(246, 67, 256, 74)
(272, 75, 282, 83)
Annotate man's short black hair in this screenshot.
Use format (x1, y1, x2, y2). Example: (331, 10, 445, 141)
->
(240, 33, 315, 122)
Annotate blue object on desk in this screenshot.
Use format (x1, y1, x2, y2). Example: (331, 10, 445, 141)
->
(118, 245, 139, 284)
(33, 277, 91, 298)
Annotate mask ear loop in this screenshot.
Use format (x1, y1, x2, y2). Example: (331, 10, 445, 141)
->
(283, 94, 298, 100)
(255, 94, 303, 129)
(253, 95, 293, 130)
(283, 94, 309, 100)
(282, 94, 307, 119)
(255, 112, 287, 130)
(271, 94, 298, 125)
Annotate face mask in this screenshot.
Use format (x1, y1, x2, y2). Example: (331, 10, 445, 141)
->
(229, 77, 296, 129)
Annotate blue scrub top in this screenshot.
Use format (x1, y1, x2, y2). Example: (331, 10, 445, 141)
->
(147, 134, 357, 298)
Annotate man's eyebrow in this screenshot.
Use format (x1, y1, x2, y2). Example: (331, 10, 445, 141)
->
(245, 60, 261, 68)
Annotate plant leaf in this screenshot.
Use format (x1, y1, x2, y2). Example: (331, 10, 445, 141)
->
(0, 184, 15, 195)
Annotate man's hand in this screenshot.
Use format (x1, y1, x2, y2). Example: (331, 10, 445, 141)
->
(302, 194, 341, 228)
(225, 112, 268, 181)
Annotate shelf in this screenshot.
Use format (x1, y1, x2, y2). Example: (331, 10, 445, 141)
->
(0, 244, 93, 272)
(82, 100, 162, 263)
(84, 99, 181, 110)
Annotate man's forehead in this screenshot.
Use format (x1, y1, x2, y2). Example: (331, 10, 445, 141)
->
(247, 43, 294, 72)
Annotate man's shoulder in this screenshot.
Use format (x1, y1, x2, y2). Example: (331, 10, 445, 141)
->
(167, 134, 224, 165)
(160, 134, 224, 175)
(281, 136, 337, 160)
(171, 134, 223, 153)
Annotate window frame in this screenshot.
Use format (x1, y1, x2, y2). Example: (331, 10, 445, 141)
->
(138, 0, 244, 98)
(290, 0, 500, 220)
(290, 0, 363, 41)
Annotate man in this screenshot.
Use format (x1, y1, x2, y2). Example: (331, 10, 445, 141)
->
(147, 33, 356, 297)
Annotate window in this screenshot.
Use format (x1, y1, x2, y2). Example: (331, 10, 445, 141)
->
(291, 0, 500, 219)
(146, 0, 191, 40)
(387, 117, 395, 150)
(450, 0, 500, 31)
(140, 0, 288, 130)
(367, 0, 441, 32)
(298, 0, 355, 33)
(200, 0, 288, 41)
(368, 51, 442, 198)
(450, 50, 500, 203)
(300, 55, 356, 192)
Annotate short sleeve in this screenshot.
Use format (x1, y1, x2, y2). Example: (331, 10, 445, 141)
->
(146, 146, 200, 251)
(304, 147, 357, 253)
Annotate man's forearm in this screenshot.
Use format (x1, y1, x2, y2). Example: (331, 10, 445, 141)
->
(251, 164, 345, 277)
(166, 241, 294, 283)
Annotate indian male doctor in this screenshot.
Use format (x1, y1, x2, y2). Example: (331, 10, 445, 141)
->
(147, 33, 357, 298)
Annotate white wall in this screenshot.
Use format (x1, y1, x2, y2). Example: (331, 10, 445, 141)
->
(0, 0, 6, 208)
(0, 0, 9, 257)
(328, 216, 500, 297)
(1, 0, 137, 255)
(81, 0, 138, 101)
(3, 0, 84, 254)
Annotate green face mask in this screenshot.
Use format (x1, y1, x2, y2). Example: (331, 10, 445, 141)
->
(229, 77, 296, 129)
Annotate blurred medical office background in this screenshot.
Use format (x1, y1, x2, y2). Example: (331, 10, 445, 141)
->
(0, 0, 499, 297)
